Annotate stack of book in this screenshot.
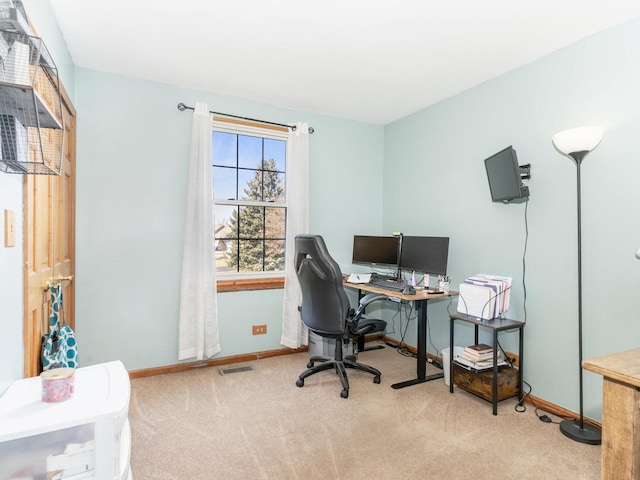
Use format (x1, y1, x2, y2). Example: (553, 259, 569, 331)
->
(454, 343, 507, 371)
(461, 343, 493, 361)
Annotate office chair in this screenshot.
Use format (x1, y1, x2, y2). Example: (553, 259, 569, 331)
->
(294, 234, 388, 398)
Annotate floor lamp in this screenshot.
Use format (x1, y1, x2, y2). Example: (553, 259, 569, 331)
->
(552, 126, 604, 445)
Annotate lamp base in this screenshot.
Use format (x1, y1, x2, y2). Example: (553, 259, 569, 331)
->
(559, 419, 601, 445)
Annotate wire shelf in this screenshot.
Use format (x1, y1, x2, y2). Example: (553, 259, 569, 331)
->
(0, 29, 64, 175)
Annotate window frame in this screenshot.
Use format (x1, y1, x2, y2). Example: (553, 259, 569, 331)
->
(212, 117, 289, 289)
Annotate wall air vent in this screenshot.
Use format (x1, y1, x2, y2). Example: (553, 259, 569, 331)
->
(0, 28, 64, 175)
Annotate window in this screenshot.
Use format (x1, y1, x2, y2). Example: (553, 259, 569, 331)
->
(212, 119, 288, 279)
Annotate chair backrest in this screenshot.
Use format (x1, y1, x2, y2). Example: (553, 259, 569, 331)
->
(295, 234, 350, 336)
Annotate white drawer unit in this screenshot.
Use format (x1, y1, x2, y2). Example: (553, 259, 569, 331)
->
(0, 361, 132, 479)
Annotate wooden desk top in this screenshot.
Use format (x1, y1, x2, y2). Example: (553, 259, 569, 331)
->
(343, 279, 458, 301)
(583, 348, 640, 388)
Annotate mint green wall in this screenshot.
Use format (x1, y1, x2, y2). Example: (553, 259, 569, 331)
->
(73, 68, 384, 370)
(0, 174, 24, 394)
(383, 18, 640, 421)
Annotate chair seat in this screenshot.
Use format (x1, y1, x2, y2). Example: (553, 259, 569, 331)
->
(349, 316, 387, 336)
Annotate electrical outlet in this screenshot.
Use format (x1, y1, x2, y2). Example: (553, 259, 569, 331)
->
(252, 324, 267, 335)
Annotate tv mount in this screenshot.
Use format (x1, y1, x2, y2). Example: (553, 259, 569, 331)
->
(519, 164, 532, 180)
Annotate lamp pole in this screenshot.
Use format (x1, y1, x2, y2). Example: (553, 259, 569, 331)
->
(558, 150, 601, 445)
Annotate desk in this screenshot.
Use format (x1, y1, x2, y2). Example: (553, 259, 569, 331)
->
(583, 348, 640, 479)
(344, 279, 457, 389)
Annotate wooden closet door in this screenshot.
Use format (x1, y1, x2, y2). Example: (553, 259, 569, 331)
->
(23, 87, 76, 378)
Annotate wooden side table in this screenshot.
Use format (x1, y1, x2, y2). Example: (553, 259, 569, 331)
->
(449, 313, 524, 415)
(583, 348, 640, 479)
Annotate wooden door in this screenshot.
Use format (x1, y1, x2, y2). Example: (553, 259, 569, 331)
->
(23, 86, 76, 378)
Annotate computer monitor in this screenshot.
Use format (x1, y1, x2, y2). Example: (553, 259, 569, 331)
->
(399, 236, 449, 276)
(484, 146, 530, 203)
(352, 235, 399, 267)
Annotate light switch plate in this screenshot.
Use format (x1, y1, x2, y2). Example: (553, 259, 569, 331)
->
(4, 209, 15, 247)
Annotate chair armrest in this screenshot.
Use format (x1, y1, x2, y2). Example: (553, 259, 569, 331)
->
(352, 293, 390, 319)
(359, 293, 389, 308)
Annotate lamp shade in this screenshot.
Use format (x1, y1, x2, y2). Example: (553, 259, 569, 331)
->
(552, 126, 604, 155)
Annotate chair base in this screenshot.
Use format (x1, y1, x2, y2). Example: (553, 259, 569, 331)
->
(296, 354, 381, 398)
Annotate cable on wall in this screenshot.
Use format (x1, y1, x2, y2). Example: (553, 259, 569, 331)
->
(177, 103, 314, 133)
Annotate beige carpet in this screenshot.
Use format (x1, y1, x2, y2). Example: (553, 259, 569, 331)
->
(129, 343, 601, 479)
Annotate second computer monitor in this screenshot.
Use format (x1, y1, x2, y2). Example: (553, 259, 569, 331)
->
(352, 235, 399, 267)
(399, 236, 449, 276)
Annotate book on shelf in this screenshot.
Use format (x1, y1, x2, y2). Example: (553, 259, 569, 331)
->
(460, 350, 494, 362)
(454, 353, 507, 372)
(465, 343, 493, 355)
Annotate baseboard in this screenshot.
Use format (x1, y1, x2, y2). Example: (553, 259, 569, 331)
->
(128, 346, 308, 379)
(128, 335, 386, 379)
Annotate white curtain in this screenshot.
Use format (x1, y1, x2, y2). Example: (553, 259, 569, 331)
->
(178, 102, 221, 360)
(280, 122, 310, 349)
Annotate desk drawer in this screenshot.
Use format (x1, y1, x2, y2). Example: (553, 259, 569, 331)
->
(452, 363, 519, 403)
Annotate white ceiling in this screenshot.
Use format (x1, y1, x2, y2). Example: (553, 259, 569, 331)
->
(49, 0, 640, 125)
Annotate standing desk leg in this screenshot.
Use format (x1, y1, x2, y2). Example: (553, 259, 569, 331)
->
(392, 299, 443, 389)
(357, 334, 384, 352)
(356, 288, 385, 352)
(492, 329, 499, 415)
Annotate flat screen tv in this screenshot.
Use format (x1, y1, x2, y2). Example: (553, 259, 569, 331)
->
(399, 236, 449, 276)
(484, 146, 530, 203)
(352, 235, 399, 267)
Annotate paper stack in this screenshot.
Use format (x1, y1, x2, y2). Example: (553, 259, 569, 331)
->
(347, 273, 371, 284)
(456, 274, 512, 320)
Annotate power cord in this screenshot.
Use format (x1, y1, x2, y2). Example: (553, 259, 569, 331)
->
(518, 385, 573, 425)
(395, 301, 419, 358)
(536, 409, 559, 424)
(515, 379, 532, 413)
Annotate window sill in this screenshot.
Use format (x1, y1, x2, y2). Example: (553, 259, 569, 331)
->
(217, 277, 285, 292)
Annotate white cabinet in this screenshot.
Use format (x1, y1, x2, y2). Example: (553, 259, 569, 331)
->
(0, 361, 132, 479)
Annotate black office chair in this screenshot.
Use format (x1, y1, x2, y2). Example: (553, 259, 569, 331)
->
(294, 234, 388, 398)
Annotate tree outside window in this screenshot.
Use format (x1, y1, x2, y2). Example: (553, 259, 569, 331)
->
(213, 126, 287, 276)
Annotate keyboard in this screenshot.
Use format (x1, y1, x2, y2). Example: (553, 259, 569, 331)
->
(368, 277, 406, 292)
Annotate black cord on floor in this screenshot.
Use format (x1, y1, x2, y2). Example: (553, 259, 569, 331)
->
(535, 408, 561, 424)
(516, 386, 575, 424)
(515, 380, 532, 413)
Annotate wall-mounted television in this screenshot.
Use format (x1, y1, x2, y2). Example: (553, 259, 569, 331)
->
(352, 235, 399, 267)
(484, 146, 530, 203)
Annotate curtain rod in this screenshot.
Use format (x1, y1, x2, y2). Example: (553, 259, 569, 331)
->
(177, 103, 314, 134)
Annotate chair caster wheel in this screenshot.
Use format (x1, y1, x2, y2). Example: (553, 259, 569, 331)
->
(307, 361, 314, 368)
(373, 375, 381, 384)
(341, 389, 349, 398)
(296, 378, 304, 387)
